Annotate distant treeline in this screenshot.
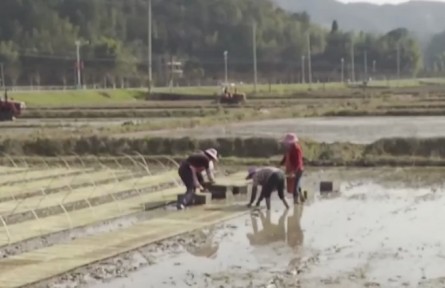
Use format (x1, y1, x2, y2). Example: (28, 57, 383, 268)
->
(0, 0, 432, 87)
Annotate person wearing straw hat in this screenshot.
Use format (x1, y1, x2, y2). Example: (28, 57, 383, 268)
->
(177, 148, 219, 210)
(279, 133, 305, 204)
(245, 166, 289, 210)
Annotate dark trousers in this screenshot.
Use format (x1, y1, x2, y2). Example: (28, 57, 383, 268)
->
(255, 172, 285, 205)
(178, 162, 204, 207)
(292, 170, 303, 202)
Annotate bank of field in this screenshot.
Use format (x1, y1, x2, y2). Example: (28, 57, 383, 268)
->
(10, 78, 445, 107)
(1, 136, 445, 167)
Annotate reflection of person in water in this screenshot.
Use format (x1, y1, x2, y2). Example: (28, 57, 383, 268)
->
(287, 205, 304, 271)
(246, 209, 287, 246)
(287, 205, 304, 249)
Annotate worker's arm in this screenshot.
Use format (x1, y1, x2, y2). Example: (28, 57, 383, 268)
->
(206, 168, 215, 183)
(279, 155, 285, 166)
(192, 170, 202, 190)
(247, 185, 258, 207)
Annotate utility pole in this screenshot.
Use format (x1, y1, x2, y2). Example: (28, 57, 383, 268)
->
(301, 55, 305, 84)
(398, 44, 401, 80)
(364, 50, 368, 81)
(0, 63, 5, 90)
(75, 40, 81, 88)
(307, 32, 312, 86)
(341, 58, 344, 83)
(224, 50, 228, 84)
(252, 21, 258, 92)
(373, 60, 376, 74)
(147, 0, 153, 90)
(350, 40, 355, 82)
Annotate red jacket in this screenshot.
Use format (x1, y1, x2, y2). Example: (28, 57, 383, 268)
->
(280, 142, 304, 172)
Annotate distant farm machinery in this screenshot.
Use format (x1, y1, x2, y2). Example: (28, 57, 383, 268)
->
(218, 85, 247, 105)
(0, 90, 25, 121)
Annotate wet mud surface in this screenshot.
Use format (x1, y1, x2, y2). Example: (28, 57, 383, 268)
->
(32, 168, 445, 288)
(131, 116, 445, 143)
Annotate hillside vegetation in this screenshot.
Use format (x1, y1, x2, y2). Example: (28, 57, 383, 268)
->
(0, 0, 422, 87)
(273, 0, 445, 42)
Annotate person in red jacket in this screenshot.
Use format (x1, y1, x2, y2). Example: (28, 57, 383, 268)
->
(279, 133, 305, 204)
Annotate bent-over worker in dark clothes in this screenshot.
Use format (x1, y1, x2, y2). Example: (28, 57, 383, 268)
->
(177, 148, 218, 210)
(246, 166, 289, 210)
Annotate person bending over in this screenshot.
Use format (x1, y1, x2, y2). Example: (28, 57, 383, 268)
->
(177, 148, 218, 210)
(246, 166, 289, 210)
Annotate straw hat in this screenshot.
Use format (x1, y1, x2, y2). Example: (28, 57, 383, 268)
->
(204, 148, 218, 162)
(282, 133, 299, 145)
(246, 166, 258, 180)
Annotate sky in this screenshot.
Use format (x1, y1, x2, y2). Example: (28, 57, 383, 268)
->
(339, 0, 445, 4)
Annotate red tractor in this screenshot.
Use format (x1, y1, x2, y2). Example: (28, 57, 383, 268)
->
(0, 90, 25, 121)
(219, 86, 247, 105)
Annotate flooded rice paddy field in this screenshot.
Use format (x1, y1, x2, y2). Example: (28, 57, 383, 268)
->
(40, 167, 445, 288)
(5, 116, 445, 143)
(135, 116, 445, 144)
(0, 118, 172, 136)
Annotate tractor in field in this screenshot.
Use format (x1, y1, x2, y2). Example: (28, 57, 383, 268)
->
(0, 90, 25, 121)
(218, 85, 247, 105)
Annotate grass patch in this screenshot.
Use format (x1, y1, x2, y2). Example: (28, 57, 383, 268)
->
(10, 89, 145, 107)
(8, 79, 445, 107)
(151, 79, 431, 96)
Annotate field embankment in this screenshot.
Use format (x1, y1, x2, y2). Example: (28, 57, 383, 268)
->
(9, 84, 445, 123)
(1, 136, 444, 167)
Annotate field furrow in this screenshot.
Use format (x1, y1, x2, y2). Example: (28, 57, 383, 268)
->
(0, 170, 178, 216)
(0, 185, 185, 247)
(0, 168, 87, 186)
(0, 169, 133, 201)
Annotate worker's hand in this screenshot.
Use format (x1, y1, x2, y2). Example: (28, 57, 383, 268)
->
(198, 185, 205, 192)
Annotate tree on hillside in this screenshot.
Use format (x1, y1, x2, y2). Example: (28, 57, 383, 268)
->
(0, 41, 20, 86)
(426, 31, 445, 72)
(331, 20, 339, 33)
(0, 0, 425, 85)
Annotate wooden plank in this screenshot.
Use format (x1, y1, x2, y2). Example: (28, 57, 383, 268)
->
(0, 170, 178, 216)
(0, 185, 185, 247)
(0, 206, 248, 288)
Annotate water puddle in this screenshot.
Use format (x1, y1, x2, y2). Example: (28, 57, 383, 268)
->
(90, 168, 445, 288)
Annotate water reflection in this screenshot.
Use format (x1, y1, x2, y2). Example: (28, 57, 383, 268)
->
(287, 206, 304, 271)
(247, 209, 287, 246)
(287, 205, 304, 249)
(246, 206, 304, 248)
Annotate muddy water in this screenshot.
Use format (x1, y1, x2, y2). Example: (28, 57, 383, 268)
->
(90, 168, 445, 288)
(133, 116, 445, 143)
